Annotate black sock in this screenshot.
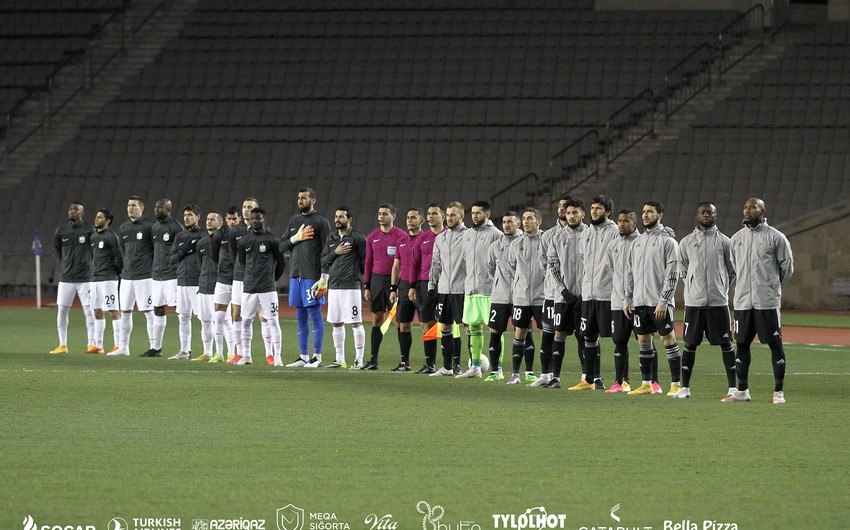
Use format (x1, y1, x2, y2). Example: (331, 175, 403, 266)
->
(651, 344, 659, 382)
(665, 343, 681, 384)
(576, 333, 586, 377)
(540, 331, 554, 374)
(769, 341, 786, 392)
(424, 339, 437, 367)
(511, 339, 524, 374)
(613, 341, 625, 384)
(524, 333, 535, 372)
(552, 336, 565, 378)
(584, 339, 600, 382)
(370, 326, 383, 363)
(440, 331, 454, 370)
(682, 344, 696, 387)
(721, 342, 737, 388)
(398, 331, 412, 364)
(736, 342, 751, 391)
(453, 337, 462, 367)
(489, 332, 502, 373)
(639, 345, 654, 382)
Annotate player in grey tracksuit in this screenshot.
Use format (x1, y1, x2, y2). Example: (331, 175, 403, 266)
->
(534, 199, 568, 388)
(505, 208, 545, 384)
(543, 196, 587, 388)
(573, 195, 619, 390)
(606, 209, 640, 392)
(624, 200, 681, 395)
(485, 211, 522, 380)
(724, 198, 794, 404)
(457, 201, 502, 378)
(428, 201, 467, 375)
(676, 202, 737, 399)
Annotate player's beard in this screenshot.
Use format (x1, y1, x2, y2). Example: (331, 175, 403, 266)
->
(743, 215, 760, 227)
(590, 215, 607, 226)
(472, 219, 485, 228)
(643, 219, 658, 230)
(299, 204, 313, 215)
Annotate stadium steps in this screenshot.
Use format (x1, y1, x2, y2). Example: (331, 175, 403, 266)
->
(0, 0, 202, 193)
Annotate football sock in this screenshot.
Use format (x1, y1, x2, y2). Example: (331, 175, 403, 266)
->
(241, 317, 254, 359)
(614, 340, 628, 384)
(121, 312, 133, 349)
(551, 335, 565, 378)
(584, 338, 600, 381)
(82, 304, 95, 345)
(353, 325, 366, 363)
(178, 312, 192, 352)
(332, 326, 346, 364)
(453, 337, 462, 367)
(769, 341, 786, 392)
(682, 344, 697, 387)
(144, 310, 155, 348)
(398, 330, 412, 365)
(666, 343, 682, 383)
(261, 320, 272, 356)
(201, 319, 213, 356)
(524, 333, 535, 372)
(424, 336, 437, 367)
(111, 316, 121, 349)
(540, 330, 554, 375)
(469, 323, 483, 366)
(488, 332, 502, 373)
(370, 326, 383, 363)
(268, 318, 282, 359)
(441, 329, 454, 370)
(296, 307, 310, 358)
(213, 311, 226, 356)
(308, 304, 324, 355)
(639, 345, 654, 384)
(224, 312, 235, 355)
(232, 317, 242, 357)
(511, 338, 525, 374)
(152, 314, 167, 350)
(56, 305, 70, 345)
(94, 318, 106, 349)
(651, 344, 659, 382)
(736, 343, 751, 391)
(721, 342, 737, 388)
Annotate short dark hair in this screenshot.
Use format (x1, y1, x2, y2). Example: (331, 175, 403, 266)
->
(183, 203, 200, 215)
(447, 201, 464, 212)
(97, 208, 113, 223)
(128, 195, 145, 208)
(70, 200, 84, 207)
(427, 203, 444, 213)
(565, 197, 585, 210)
(618, 208, 637, 220)
(243, 197, 259, 206)
(298, 188, 316, 200)
(522, 207, 542, 223)
(644, 200, 664, 214)
(555, 193, 573, 203)
(591, 195, 613, 215)
(698, 201, 716, 209)
(335, 206, 353, 219)
(251, 207, 267, 216)
(408, 207, 425, 218)
(471, 200, 491, 212)
(378, 203, 397, 216)
(502, 210, 520, 220)
(226, 206, 240, 216)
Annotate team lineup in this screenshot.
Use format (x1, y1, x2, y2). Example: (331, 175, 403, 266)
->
(51, 189, 794, 403)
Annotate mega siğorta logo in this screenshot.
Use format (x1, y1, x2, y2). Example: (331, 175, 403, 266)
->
(277, 505, 305, 530)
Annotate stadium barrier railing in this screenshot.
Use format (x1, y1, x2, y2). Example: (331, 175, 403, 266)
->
(604, 88, 656, 169)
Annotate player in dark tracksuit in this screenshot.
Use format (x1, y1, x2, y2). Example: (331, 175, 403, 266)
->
(145, 198, 183, 357)
(238, 208, 286, 366)
(169, 205, 204, 360)
(90, 208, 123, 353)
(196, 212, 223, 362)
(115, 196, 155, 356)
(279, 188, 331, 367)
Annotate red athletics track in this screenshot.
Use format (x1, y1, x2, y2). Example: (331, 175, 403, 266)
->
(4, 297, 849, 346)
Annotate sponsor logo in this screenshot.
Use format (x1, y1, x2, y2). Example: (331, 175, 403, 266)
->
(416, 501, 478, 530)
(21, 515, 97, 530)
(62, 238, 70, 242)
(106, 518, 182, 530)
(192, 519, 266, 530)
(109, 519, 129, 530)
(491, 507, 567, 529)
(277, 505, 351, 530)
(662, 522, 737, 530)
(610, 505, 620, 523)
(277, 506, 304, 530)
(363, 514, 397, 530)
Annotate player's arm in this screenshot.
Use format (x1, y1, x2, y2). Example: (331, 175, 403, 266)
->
(723, 237, 736, 286)
(110, 232, 124, 275)
(389, 257, 400, 304)
(623, 244, 635, 318)
(54, 227, 63, 260)
(657, 239, 679, 319)
(272, 239, 285, 282)
(776, 233, 794, 285)
(236, 236, 247, 268)
(427, 238, 441, 293)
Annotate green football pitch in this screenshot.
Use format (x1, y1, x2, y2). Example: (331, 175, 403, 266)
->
(2, 307, 848, 530)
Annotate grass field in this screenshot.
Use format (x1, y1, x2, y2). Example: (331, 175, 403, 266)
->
(2, 307, 849, 530)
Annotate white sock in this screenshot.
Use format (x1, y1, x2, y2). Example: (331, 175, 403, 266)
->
(213, 311, 226, 356)
(111, 317, 122, 350)
(82, 305, 95, 344)
(94, 318, 106, 349)
(233, 319, 242, 356)
(268, 318, 282, 361)
(241, 318, 253, 361)
(178, 312, 192, 352)
(121, 312, 133, 349)
(261, 320, 272, 357)
(353, 325, 365, 363)
(144, 310, 155, 348)
(153, 314, 167, 350)
(56, 305, 70, 345)
(201, 320, 213, 356)
(224, 312, 234, 355)
(332, 326, 346, 364)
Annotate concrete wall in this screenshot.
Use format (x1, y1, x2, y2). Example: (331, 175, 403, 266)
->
(595, 0, 765, 11)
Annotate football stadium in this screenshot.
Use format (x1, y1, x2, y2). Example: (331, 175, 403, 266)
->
(1, 1, 849, 530)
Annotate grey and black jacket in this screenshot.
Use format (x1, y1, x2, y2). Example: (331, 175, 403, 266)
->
(428, 223, 467, 295)
(679, 225, 735, 307)
(730, 219, 793, 310)
(625, 223, 679, 308)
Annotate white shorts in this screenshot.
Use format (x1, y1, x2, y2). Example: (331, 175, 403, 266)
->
(327, 289, 362, 324)
(91, 280, 119, 311)
(240, 291, 279, 320)
(119, 278, 153, 311)
(152, 279, 178, 308)
(196, 293, 215, 321)
(213, 282, 232, 306)
(177, 286, 199, 316)
(232, 280, 244, 306)
(57, 281, 91, 307)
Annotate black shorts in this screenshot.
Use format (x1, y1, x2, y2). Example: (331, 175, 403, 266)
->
(436, 293, 464, 325)
(684, 306, 732, 346)
(418, 283, 437, 322)
(734, 308, 782, 344)
(512, 305, 544, 330)
(397, 280, 419, 323)
(542, 299, 556, 330)
(611, 309, 634, 343)
(368, 273, 392, 313)
(633, 305, 675, 336)
(488, 303, 512, 333)
(580, 300, 612, 338)
(553, 299, 582, 334)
